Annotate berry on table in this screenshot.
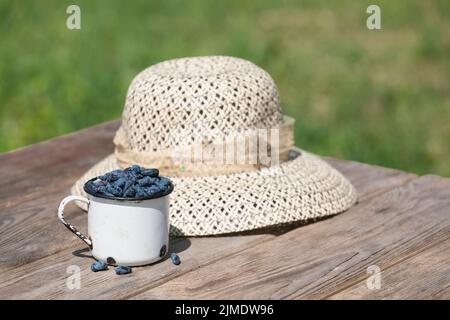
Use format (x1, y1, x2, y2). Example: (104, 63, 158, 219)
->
(170, 253, 181, 265)
(115, 265, 132, 275)
(91, 261, 108, 272)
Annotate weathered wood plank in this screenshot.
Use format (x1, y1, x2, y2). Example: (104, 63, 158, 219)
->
(0, 234, 271, 299)
(330, 239, 450, 299)
(323, 157, 417, 202)
(132, 175, 450, 299)
(0, 120, 120, 210)
(0, 120, 417, 298)
(0, 158, 412, 299)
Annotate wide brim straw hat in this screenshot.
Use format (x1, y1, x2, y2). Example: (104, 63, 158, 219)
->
(72, 56, 357, 236)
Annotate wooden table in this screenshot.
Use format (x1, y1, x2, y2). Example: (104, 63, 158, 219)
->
(0, 120, 449, 300)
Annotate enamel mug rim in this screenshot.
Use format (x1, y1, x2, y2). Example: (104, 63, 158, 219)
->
(83, 176, 174, 201)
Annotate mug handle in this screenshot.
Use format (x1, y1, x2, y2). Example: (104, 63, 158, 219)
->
(57, 195, 92, 249)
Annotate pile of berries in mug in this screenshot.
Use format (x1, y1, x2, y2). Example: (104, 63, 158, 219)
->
(86, 165, 172, 198)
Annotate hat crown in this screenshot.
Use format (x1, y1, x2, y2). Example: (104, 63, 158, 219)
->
(120, 56, 283, 152)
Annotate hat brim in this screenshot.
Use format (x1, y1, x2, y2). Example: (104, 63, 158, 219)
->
(71, 149, 357, 236)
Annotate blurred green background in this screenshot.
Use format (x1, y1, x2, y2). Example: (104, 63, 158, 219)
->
(0, 0, 449, 176)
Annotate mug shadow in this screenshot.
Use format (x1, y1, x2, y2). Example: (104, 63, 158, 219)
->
(169, 236, 191, 254)
(72, 247, 93, 259)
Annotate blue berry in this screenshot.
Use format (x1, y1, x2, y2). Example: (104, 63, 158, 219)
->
(123, 184, 136, 197)
(147, 185, 161, 195)
(102, 190, 115, 197)
(110, 169, 123, 175)
(113, 177, 126, 189)
(115, 265, 132, 275)
(127, 167, 143, 179)
(130, 165, 142, 174)
(106, 184, 122, 197)
(93, 185, 106, 194)
(138, 176, 155, 187)
(93, 178, 107, 185)
(93, 179, 107, 191)
(170, 253, 181, 265)
(142, 168, 159, 177)
(135, 187, 148, 198)
(122, 177, 136, 194)
(100, 171, 121, 182)
(159, 177, 171, 188)
(91, 261, 108, 272)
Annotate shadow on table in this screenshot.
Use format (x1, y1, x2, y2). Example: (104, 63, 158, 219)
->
(72, 247, 93, 259)
(169, 237, 191, 254)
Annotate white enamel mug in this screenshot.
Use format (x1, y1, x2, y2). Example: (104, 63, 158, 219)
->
(57, 178, 174, 266)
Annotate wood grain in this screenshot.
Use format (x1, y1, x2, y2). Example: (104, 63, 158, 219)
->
(0, 234, 271, 299)
(330, 239, 450, 299)
(0, 120, 424, 299)
(0, 120, 120, 209)
(323, 157, 417, 202)
(132, 175, 450, 299)
(0, 156, 413, 299)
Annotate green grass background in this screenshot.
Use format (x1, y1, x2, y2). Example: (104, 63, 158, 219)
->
(1, 0, 449, 176)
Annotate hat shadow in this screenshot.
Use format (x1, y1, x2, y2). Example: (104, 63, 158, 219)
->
(180, 214, 339, 238)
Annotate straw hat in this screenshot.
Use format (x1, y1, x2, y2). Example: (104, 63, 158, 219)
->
(72, 56, 357, 236)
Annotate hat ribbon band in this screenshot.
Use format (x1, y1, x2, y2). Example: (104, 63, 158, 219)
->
(113, 116, 295, 177)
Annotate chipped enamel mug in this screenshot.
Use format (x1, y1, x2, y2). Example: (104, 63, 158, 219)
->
(57, 177, 174, 267)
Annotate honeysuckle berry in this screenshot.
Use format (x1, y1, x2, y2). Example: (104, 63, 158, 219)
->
(115, 265, 132, 275)
(91, 261, 108, 272)
(142, 168, 159, 177)
(86, 165, 172, 199)
(170, 253, 181, 265)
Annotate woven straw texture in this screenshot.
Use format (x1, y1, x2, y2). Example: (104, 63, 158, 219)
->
(119, 56, 283, 152)
(71, 55, 357, 236)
